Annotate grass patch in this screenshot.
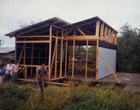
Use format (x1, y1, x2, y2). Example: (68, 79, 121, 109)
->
(0, 82, 140, 110)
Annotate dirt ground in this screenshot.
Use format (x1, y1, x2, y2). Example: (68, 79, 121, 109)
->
(97, 73, 140, 93)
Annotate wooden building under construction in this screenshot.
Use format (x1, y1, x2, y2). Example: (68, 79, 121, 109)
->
(5, 16, 120, 84)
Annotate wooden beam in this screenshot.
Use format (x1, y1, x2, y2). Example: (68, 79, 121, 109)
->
(16, 41, 50, 43)
(45, 43, 48, 65)
(85, 40, 88, 79)
(72, 40, 75, 78)
(52, 25, 66, 30)
(104, 27, 108, 41)
(96, 20, 100, 37)
(50, 38, 57, 76)
(111, 30, 114, 43)
(95, 39, 99, 80)
(100, 23, 104, 40)
(65, 40, 68, 76)
(19, 64, 49, 67)
(98, 50, 120, 84)
(77, 27, 86, 36)
(67, 35, 99, 40)
(18, 66, 25, 75)
(60, 30, 63, 77)
(107, 28, 111, 43)
(18, 43, 25, 64)
(17, 35, 50, 37)
(55, 38, 58, 78)
(25, 66, 27, 79)
(18, 24, 50, 36)
(31, 43, 34, 75)
(114, 33, 117, 44)
(48, 25, 52, 80)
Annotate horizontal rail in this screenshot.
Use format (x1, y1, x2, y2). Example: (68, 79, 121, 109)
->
(16, 41, 50, 43)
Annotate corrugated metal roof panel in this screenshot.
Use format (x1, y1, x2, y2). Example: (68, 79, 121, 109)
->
(0, 47, 15, 54)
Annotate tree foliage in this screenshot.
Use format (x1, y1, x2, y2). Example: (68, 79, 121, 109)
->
(0, 39, 4, 47)
(117, 23, 140, 73)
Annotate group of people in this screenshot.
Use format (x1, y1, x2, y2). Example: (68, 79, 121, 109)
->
(0, 60, 21, 85)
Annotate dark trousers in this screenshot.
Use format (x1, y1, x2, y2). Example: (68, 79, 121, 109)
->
(11, 73, 17, 85)
(5, 74, 11, 83)
(38, 77, 45, 95)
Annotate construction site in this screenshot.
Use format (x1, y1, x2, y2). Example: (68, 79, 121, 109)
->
(5, 16, 120, 85)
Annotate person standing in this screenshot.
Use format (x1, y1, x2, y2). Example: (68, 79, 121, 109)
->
(11, 60, 20, 85)
(0, 64, 6, 84)
(36, 63, 49, 95)
(5, 61, 13, 83)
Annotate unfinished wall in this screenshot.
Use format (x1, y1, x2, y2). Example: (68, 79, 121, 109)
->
(97, 47, 116, 79)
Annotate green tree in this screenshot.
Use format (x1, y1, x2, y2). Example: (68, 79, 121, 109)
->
(117, 23, 140, 73)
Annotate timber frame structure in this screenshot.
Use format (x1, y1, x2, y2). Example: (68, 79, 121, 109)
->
(6, 16, 120, 84)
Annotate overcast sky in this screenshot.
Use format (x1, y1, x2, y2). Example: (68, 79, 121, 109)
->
(0, 0, 140, 47)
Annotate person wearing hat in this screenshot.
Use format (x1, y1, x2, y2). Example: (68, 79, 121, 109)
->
(0, 64, 6, 84)
(11, 60, 21, 85)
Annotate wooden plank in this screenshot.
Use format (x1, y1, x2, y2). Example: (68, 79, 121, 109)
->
(18, 66, 25, 75)
(49, 76, 68, 81)
(65, 40, 68, 76)
(85, 40, 88, 79)
(67, 35, 99, 40)
(95, 39, 99, 80)
(55, 38, 58, 78)
(50, 38, 57, 76)
(96, 20, 100, 37)
(60, 30, 63, 77)
(18, 43, 25, 64)
(77, 27, 86, 36)
(111, 30, 114, 43)
(104, 27, 108, 41)
(36, 66, 38, 80)
(100, 23, 104, 40)
(114, 33, 117, 44)
(48, 25, 52, 80)
(17, 35, 50, 37)
(19, 64, 49, 67)
(15, 37, 17, 60)
(72, 40, 75, 78)
(16, 41, 50, 43)
(107, 28, 111, 43)
(98, 50, 120, 84)
(31, 43, 34, 75)
(52, 24, 66, 30)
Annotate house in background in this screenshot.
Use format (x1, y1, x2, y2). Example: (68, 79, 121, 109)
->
(0, 47, 15, 65)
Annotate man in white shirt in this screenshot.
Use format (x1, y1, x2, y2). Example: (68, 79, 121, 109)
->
(5, 61, 13, 83)
(11, 60, 20, 85)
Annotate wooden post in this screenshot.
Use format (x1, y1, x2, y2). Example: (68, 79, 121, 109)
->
(60, 29, 63, 77)
(15, 37, 17, 60)
(25, 66, 27, 79)
(50, 38, 57, 76)
(85, 40, 88, 79)
(100, 23, 104, 40)
(96, 20, 100, 38)
(72, 40, 75, 78)
(48, 25, 52, 80)
(107, 28, 111, 43)
(31, 43, 34, 75)
(104, 27, 108, 41)
(23, 38, 26, 77)
(36, 66, 38, 80)
(114, 33, 117, 44)
(111, 30, 113, 43)
(98, 50, 120, 84)
(65, 40, 68, 76)
(55, 38, 58, 78)
(18, 43, 25, 64)
(45, 43, 47, 65)
(95, 39, 99, 80)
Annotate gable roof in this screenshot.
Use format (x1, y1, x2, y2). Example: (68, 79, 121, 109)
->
(5, 16, 118, 37)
